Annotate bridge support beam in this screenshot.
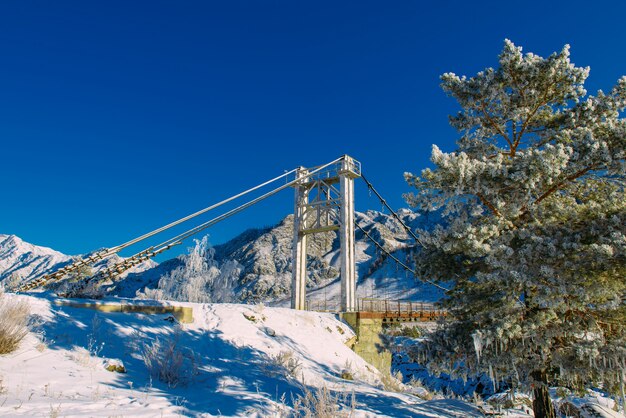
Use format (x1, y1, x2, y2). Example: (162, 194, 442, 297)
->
(339, 156, 359, 312)
(291, 167, 309, 310)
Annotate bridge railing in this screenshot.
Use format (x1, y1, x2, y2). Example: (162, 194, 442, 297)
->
(305, 300, 337, 312)
(357, 298, 438, 314)
(305, 298, 444, 317)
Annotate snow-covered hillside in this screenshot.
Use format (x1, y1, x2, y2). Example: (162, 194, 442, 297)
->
(0, 293, 483, 417)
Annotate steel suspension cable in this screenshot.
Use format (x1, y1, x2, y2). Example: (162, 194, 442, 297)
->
(17, 166, 306, 292)
(78, 157, 346, 286)
(360, 173, 427, 247)
(20, 159, 347, 292)
(354, 220, 449, 292)
(110, 167, 301, 253)
(141, 157, 344, 251)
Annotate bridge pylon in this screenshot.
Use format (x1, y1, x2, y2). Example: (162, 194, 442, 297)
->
(291, 155, 361, 312)
(291, 167, 309, 311)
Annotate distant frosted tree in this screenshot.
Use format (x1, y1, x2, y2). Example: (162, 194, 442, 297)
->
(1, 272, 22, 291)
(405, 40, 625, 417)
(48, 260, 95, 296)
(68, 263, 93, 283)
(157, 236, 220, 303)
(212, 259, 243, 303)
(139, 236, 244, 303)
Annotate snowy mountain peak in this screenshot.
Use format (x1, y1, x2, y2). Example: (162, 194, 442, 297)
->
(0, 234, 72, 285)
(0, 234, 157, 291)
(0, 234, 68, 258)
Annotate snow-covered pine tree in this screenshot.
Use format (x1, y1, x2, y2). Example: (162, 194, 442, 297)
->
(404, 40, 626, 418)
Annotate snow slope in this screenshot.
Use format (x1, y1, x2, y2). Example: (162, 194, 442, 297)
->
(0, 293, 483, 417)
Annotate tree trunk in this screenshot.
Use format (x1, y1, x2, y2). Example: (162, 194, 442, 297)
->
(531, 370, 555, 418)
(619, 369, 626, 414)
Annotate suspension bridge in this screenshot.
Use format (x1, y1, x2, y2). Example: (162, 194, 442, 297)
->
(17, 155, 445, 319)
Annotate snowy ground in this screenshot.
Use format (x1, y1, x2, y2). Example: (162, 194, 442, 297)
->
(0, 293, 484, 417)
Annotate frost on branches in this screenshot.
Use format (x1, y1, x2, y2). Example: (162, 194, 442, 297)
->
(141, 236, 243, 303)
(404, 40, 626, 416)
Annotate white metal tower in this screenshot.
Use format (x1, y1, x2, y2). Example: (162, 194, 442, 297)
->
(291, 155, 361, 312)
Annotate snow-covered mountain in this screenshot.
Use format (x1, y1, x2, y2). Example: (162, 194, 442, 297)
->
(1, 210, 444, 305)
(0, 234, 157, 291)
(0, 234, 72, 286)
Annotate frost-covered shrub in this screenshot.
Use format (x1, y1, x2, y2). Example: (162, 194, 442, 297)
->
(291, 385, 355, 418)
(142, 330, 199, 387)
(340, 370, 354, 380)
(0, 291, 30, 354)
(267, 350, 302, 378)
(70, 347, 101, 369)
(137, 287, 165, 301)
(340, 360, 354, 380)
(380, 370, 405, 393)
(65, 279, 105, 299)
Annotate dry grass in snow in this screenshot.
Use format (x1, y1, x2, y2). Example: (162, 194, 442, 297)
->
(0, 290, 30, 354)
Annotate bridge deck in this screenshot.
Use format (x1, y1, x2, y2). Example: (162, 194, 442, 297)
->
(356, 310, 445, 322)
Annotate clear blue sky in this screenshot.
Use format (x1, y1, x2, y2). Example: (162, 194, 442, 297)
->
(1, 0, 624, 258)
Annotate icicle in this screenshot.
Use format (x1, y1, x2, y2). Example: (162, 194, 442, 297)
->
(472, 331, 483, 363)
(495, 369, 499, 392)
(489, 364, 496, 393)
